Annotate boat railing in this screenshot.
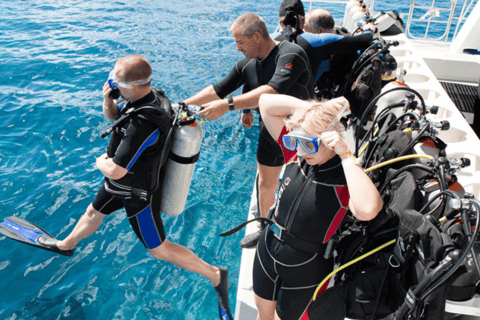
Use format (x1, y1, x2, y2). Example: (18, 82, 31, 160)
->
(304, 0, 349, 12)
(303, 0, 476, 44)
(405, 0, 476, 42)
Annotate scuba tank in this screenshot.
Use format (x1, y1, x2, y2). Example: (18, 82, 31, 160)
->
(345, 0, 368, 32)
(160, 103, 203, 216)
(375, 69, 409, 118)
(343, 0, 362, 28)
(347, 4, 368, 33)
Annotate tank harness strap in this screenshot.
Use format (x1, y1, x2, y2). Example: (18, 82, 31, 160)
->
(220, 217, 323, 253)
(130, 186, 147, 203)
(100, 106, 167, 139)
(169, 151, 200, 164)
(278, 228, 323, 253)
(100, 109, 134, 139)
(219, 217, 271, 237)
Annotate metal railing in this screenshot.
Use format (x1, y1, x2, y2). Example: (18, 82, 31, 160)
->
(405, 0, 476, 42)
(302, 0, 476, 43)
(304, 0, 350, 12)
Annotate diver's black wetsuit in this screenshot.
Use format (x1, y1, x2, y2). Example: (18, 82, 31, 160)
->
(253, 156, 350, 320)
(276, 30, 373, 82)
(213, 40, 314, 167)
(92, 90, 171, 249)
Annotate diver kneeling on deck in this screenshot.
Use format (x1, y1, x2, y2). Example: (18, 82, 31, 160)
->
(41, 55, 232, 320)
(253, 94, 383, 320)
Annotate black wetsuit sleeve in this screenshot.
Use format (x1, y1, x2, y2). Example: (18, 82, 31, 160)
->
(213, 59, 248, 99)
(267, 45, 311, 94)
(320, 32, 373, 58)
(112, 117, 161, 171)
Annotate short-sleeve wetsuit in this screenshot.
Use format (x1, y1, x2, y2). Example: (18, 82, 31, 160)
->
(92, 91, 171, 249)
(213, 40, 314, 167)
(253, 155, 350, 320)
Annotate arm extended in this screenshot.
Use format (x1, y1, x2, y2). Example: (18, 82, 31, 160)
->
(198, 85, 279, 120)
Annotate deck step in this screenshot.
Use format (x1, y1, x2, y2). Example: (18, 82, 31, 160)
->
(440, 81, 479, 124)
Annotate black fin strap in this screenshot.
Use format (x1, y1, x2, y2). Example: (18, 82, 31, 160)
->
(220, 217, 272, 237)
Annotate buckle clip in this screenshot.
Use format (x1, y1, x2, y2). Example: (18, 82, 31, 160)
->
(270, 223, 286, 241)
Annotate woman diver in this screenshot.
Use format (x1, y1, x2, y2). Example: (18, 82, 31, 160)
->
(252, 94, 383, 320)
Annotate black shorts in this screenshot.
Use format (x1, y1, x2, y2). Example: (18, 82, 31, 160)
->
(92, 183, 166, 249)
(253, 227, 333, 320)
(256, 121, 285, 167)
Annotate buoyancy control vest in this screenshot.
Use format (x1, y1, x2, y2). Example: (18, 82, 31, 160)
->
(220, 157, 350, 253)
(101, 91, 203, 216)
(102, 88, 173, 202)
(270, 157, 350, 252)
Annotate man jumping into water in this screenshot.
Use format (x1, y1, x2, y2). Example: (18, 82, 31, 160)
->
(40, 55, 232, 320)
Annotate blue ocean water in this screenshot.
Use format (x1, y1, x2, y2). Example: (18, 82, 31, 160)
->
(0, 0, 468, 319)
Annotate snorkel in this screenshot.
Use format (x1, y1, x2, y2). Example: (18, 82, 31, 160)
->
(327, 102, 351, 132)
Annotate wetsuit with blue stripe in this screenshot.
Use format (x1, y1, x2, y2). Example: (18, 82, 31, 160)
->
(276, 30, 373, 82)
(253, 156, 350, 320)
(92, 91, 169, 249)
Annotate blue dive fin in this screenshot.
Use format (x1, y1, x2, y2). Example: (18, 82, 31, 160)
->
(0, 216, 73, 257)
(215, 267, 233, 320)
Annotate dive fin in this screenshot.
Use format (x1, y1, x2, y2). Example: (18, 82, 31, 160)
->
(215, 267, 233, 320)
(0, 216, 73, 257)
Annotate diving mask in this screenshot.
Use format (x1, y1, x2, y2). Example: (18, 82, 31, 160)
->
(282, 130, 322, 154)
(107, 71, 151, 90)
(282, 102, 351, 155)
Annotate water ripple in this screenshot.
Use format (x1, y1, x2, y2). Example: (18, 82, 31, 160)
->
(0, 0, 390, 318)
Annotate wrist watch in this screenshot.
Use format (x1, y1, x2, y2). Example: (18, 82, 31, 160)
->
(227, 95, 235, 111)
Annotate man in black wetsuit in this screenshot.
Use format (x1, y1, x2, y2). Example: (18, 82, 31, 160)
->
(45, 55, 233, 319)
(276, 9, 375, 86)
(184, 13, 314, 248)
(274, 0, 305, 38)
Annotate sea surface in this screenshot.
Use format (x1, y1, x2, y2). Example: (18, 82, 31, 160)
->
(0, 0, 471, 319)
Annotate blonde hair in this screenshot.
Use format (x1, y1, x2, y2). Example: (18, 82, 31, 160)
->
(284, 100, 346, 136)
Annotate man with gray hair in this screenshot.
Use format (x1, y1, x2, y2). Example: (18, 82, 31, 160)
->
(184, 12, 314, 248)
(276, 8, 375, 95)
(304, 8, 335, 33)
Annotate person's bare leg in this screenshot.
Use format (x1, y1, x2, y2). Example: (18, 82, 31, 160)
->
(240, 163, 283, 248)
(257, 163, 283, 218)
(150, 240, 233, 319)
(149, 239, 221, 286)
(254, 292, 277, 320)
(56, 204, 106, 251)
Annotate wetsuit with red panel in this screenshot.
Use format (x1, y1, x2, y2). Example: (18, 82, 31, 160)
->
(252, 155, 350, 320)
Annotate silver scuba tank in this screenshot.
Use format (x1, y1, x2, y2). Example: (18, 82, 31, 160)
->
(160, 107, 203, 216)
(343, 0, 362, 29)
(375, 69, 409, 118)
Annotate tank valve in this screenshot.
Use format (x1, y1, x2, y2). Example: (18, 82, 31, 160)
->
(428, 105, 439, 115)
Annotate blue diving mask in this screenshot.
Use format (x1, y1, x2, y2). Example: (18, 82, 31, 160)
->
(282, 102, 351, 155)
(282, 131, 322, 154)
(107, 71, 151, 90)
